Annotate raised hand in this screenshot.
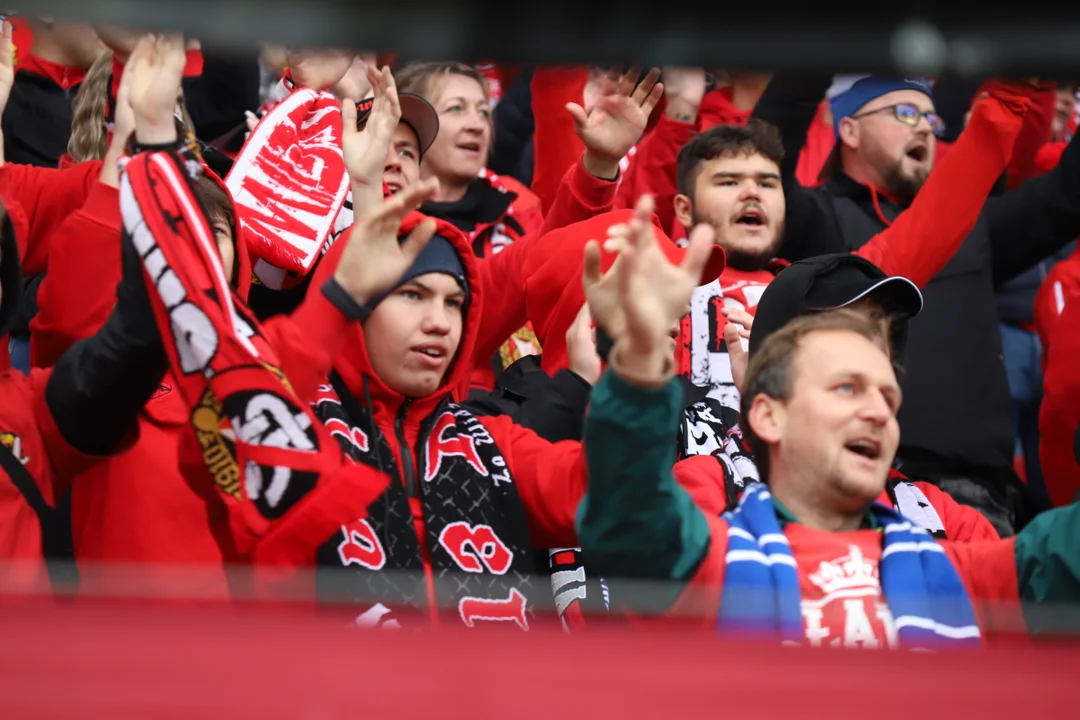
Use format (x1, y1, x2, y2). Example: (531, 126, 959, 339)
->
(126, 34, 187, 145)
(567, 67, 662, 180)
(0, 21, 14, 160)
(342, 66, 401, 185)
(661, 66, 707, 123)
(334, 176, 441, 306)
(341, 64, 403, 219)
(721, 306, 753, 392)
(566, 302, 603, 386)
(583, 195, 715, 382)
(112, 54, 138, 149)
(288, 49, 357, 92)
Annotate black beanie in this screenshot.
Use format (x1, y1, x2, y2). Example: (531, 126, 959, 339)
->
(371, 234, 469, 307)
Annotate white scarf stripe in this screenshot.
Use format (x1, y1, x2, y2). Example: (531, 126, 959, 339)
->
(880, 541, 946, 559)
(728, 527, 790, 546)
(725, 549, 798, 567)
(893, 615, 982, 640)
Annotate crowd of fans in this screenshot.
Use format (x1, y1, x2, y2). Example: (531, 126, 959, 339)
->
(4, 15, 1080, 650)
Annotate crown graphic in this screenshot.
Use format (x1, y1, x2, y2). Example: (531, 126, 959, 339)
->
(808, 545, 879, 594)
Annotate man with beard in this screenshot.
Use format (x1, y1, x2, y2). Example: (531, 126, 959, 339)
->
(752, 74, 1080, 537)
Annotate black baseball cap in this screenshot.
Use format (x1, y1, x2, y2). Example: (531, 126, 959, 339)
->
(356, 93, 440, 159)
(749, 253, 923, 360)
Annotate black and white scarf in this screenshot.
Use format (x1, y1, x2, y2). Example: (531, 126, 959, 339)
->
(312, 374, 539, 630)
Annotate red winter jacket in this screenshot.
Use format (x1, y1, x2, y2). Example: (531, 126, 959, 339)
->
(307, 213, 587, 624)
(0, 160, 100, 370)
(29, 169, 360, 598)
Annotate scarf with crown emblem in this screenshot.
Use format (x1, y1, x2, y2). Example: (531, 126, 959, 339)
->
(718, 484, 980, 649)
(311, 376, 539, 630)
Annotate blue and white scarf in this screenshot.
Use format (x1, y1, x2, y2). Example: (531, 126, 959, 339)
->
(717, 484, 981, 649)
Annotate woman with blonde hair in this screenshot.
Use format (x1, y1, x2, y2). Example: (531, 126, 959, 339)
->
(395, 61, 545, 392)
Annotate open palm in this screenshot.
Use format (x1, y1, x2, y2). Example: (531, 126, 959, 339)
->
(568, 68, 662, 164)
(584, 195, 714, 354)
(334, 177, 441, 304)
(0, 22, 14, 128)
(127, 35, 187, 128)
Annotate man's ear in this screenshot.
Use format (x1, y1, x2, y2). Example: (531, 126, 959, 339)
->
(748, 393, 785, 446)
(838, 116, 860, 151)
(673, 193, 694, 230)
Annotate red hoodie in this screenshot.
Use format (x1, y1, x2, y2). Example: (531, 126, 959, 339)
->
(29, 167, 363, 598)
(306, 213, 587, 628)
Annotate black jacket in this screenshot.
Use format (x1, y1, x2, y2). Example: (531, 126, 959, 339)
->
(753, 75, 1080, 475)
(2, 68, 78, 168)
(464, 355, 592, 442)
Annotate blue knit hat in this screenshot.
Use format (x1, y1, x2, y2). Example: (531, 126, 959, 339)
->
(830, 76, 935, 138)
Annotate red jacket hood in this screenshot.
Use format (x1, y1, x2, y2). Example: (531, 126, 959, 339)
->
(523, 209, 726, 376)
(202, 166, 253, 302)
(310, 211, 482, 415)
(699, 87, 754, 131)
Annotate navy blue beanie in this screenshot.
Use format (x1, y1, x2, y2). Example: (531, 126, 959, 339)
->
(830, 76, 934, 138)
(371, 234, 469, 307)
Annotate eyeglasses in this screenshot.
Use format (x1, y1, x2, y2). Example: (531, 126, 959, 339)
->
(851, 103, 946, 138)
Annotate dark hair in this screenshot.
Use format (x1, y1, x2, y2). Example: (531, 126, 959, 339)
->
(194, 175, 235, 234)
(675, 119, 785, 198)
(739, 309, 890, 481)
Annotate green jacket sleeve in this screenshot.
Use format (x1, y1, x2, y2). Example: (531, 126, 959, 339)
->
(1015, 503, 1080, 634)
(575, 370, 710, 584)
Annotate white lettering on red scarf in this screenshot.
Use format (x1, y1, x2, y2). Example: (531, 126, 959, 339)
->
(226, 88, 349, 283)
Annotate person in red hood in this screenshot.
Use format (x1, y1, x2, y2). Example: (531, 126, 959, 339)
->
(26, 35, 387, 599)
(301, 169, 633, 630)
(395, 61, 546, 393)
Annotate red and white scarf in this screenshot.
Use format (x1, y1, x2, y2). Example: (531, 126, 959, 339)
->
(226, 87, 350, 289)
(121, 149, 387, 574)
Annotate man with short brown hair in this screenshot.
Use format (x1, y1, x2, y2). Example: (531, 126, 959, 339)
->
(575, 211, 1080, 645)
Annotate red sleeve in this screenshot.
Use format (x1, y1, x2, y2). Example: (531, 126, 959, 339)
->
(793, 103, 835, 187)
(856, 88, 1031, 288)
(472, 241, 533, 370)
(487, 416, 585, 549)
(472, 163, 623, 366)
(673, 455, 732, 517)
(260, 285, 354, 406)
(1034, 255, 1080, 359)
(503, 178, 545, 239)
(915, 481, 1000, 542)
(1036, 141, 1068, 175)
(1040, 286, 1080, 507)
(668, 513, 727, 623)
(1005, 83, 1056, 190)
(540, 158, 619, 235)
(530, 67, 588, 215)
(28, 367, 137, 496)
(943, 537, 1023, 634)
(614, 115, 696, 234)
(0, 160, 103, 274)
(29, 182, 122, 369)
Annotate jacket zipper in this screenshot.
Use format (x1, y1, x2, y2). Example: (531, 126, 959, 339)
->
(395, 399, 416, 497)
